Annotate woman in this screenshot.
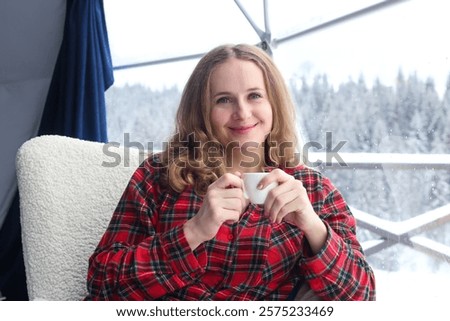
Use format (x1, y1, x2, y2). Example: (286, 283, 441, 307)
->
(86, 44, 376, 300)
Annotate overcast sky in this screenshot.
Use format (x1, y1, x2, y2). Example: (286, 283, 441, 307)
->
(104, 0, 450, 96)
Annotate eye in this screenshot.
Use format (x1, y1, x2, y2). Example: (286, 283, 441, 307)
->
(249, 92, 263, 100)
(216, 96, 231, 104)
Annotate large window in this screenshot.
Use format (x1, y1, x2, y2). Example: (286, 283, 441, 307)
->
(104, 0, 450, 301)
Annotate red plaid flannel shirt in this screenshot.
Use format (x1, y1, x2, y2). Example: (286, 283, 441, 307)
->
(86, 156, 375, 300)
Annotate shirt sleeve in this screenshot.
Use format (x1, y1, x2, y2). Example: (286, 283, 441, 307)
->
(86, 162, 206, 300)
(298, 175, 376, 301)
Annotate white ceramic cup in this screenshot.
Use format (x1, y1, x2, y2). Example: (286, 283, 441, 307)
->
(242, 172, 278, 205)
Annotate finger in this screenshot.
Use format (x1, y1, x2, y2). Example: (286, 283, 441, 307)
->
(210, 172, 244, 190)
(220, 208, 241, 223)
(206, 186, 247, 218)
(258, 169, 293, 189)
(223, 210, 241, 223)
(233, 171, 243, 178)
(274, 196, 299, 224)
(206, 196, 243, 221)
(263, 180, 298, 215)
(214, 187, 245, 200)
(266, 189, 298, 223)
(221, 197, 245, 211)
(208, 189, 247, 214)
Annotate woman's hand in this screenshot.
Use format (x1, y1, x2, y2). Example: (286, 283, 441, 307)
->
(184, 172, 248, 250)
(259, 169, 327, 254)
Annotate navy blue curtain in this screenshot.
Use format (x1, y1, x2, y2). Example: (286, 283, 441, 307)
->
(38, 0, 114, 141)
(0, 0, 114, 300)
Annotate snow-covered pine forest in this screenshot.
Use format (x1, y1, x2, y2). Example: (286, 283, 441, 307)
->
(105, 71, 450, 275)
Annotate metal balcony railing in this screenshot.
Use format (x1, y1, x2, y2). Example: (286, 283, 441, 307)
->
(310, 152, 450, 263)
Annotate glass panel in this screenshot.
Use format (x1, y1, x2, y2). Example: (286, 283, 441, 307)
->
(104, 0, 260, 68)
(271, 0, 450, 289)
(268, 0, 380, 39)
(104, 0, 450, 301)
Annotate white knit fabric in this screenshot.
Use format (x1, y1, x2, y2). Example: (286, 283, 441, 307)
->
(16, 135, 142, 300)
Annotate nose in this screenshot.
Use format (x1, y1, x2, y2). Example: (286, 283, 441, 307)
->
(233, 98, 251, 120)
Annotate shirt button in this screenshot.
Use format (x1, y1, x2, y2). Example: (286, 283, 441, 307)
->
(227, 234, 234, 241)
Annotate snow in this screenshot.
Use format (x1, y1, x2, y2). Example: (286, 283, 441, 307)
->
(374, 269, 450, 302)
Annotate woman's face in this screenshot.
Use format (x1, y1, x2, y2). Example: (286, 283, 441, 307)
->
(209, 58, 273, 153)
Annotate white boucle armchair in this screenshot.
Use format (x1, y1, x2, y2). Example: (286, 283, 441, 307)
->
(16, 135, 142, 300)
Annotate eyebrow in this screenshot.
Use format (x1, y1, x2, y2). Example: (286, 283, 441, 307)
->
(212, 91, 231, 98)
(212, 87, 265, 98)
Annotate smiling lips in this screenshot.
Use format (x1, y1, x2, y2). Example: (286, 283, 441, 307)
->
(229, 123, 257, 134)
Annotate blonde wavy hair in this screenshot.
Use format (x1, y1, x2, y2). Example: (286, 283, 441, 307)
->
(158, 44, 299, 195)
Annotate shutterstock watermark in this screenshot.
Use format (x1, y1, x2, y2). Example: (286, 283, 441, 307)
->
(102, 132, 348, 168)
